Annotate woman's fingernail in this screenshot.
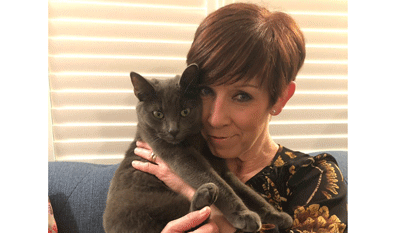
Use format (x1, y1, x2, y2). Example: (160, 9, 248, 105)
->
(200, 206, 210, 214)
(132, 160, 139, 166)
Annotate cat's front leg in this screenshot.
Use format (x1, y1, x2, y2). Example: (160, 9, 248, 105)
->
(190, 183, 219, 212)
(161, 147, 262, 232)
(192, 177, 261, 232)
(187, 183, 219, 231)
(222, 171, 293, 231)
(190, 183, 262, 233)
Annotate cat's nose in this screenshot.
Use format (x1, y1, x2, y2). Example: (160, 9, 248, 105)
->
(169, 129, 179, 138)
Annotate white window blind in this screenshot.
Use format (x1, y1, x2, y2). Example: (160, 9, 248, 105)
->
(48, 0, 348, 164)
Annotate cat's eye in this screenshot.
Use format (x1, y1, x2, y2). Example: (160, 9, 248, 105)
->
(181, 108, 191, 117)
(152, 111, 164, 119)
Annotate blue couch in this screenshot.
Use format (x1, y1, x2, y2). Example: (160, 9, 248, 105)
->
(48, 151, 347, 233)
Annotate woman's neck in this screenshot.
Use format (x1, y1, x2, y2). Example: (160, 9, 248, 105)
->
(226, 137, 279, 183)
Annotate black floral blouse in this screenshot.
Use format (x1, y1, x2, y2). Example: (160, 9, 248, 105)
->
(243, 145, 347, 233)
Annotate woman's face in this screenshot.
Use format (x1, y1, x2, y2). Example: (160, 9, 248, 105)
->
(200, 78, 273, 160)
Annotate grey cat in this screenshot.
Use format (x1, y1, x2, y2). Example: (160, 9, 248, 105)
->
(103, 64, 293, 233)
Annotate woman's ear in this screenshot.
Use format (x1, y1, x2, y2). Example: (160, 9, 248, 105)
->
(271, 81, 296, 116)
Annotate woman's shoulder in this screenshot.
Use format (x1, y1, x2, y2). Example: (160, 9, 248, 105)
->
(246, 146, 348, 232)
(245, 145, 347, 210)
(272, 146, 345, 194)
(272, 146, 340, 169)
(248, 145, 344, 183)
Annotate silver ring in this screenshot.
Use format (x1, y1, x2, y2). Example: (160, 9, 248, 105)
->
(150, 152, 157, 161)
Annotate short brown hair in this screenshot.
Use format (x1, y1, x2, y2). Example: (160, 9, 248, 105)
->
(186, 3, 306, 106)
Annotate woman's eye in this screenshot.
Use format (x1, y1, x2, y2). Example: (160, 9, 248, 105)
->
(152, 111, 164, 119)
(234, 92, 252, 102)
(200, 87, 213, 97)
(181, 108, 191, 117)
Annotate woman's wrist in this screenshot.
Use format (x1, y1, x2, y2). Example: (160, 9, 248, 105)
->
(181, 186, 195, 201)
(133, 142, 196, 200)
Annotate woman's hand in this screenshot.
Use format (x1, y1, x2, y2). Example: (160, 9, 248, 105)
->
(132, 141, 195, 200)
(161, 207, 219, 233)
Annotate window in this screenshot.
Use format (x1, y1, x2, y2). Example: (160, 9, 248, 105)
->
(48, 0, 348, 164)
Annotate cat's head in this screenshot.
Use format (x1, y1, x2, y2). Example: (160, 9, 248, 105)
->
(130, 64, 202, 144)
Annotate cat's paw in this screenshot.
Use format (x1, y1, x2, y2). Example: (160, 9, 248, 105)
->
(263, 211, 293, 230)
(229, 210, 262, 232)
(190, 183, 219, 211)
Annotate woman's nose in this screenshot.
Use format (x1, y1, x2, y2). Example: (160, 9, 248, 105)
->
(205, 96, 230, 128)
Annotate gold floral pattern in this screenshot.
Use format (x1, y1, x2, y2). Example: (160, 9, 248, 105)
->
(262, 176, 285, 211)
(285, 151, 297, 159)
(317, 160, 339, 200)
(245, 145, 347, 233)
(292, 204, 346, 233)
(274, 155, 286, 167)
(289, 165, 296, 175)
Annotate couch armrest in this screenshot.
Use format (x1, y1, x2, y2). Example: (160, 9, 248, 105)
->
(48, 162, 119, 233)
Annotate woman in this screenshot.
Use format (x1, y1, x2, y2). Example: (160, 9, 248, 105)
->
(132, 3, 347, 233)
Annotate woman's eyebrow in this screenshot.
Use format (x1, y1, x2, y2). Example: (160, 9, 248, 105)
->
(233, 83, 260, 89)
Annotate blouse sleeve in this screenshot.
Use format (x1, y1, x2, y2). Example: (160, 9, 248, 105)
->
(283, 152, 347, 233)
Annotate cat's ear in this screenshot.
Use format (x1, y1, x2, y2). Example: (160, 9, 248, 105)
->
(179, 63, 200, 97)
(130, 72, 156, 101)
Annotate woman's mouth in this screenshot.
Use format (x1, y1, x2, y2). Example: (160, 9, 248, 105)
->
(211, 136, 227, 139)
(208, 134, 236, 144)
